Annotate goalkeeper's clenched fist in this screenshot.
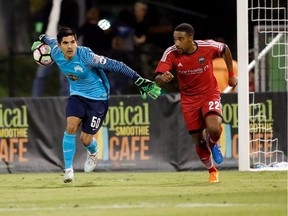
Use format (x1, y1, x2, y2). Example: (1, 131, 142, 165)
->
(134, 77, 162, 100)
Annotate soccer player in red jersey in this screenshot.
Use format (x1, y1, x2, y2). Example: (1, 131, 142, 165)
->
(154, 23, 238, 183)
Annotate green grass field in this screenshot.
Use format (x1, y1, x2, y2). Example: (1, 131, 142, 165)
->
(0, 171, 287, 216)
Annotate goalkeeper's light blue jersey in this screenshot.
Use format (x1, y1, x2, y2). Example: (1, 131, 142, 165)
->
(43, 36, 140, 100)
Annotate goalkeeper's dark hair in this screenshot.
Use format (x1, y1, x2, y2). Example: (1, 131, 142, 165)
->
(57, 26, 77, 43)
(174, 23, 195, 37)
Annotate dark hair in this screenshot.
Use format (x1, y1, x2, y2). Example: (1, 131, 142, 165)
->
(174, 23, 195, 36)
(57, 26, 77, 43)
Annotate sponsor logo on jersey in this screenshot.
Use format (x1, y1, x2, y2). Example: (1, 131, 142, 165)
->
(67, 74, 80, 81)
(178, 68, 203, 75)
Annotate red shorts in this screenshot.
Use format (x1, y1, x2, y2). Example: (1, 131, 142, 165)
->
(181, 92, 222, 133)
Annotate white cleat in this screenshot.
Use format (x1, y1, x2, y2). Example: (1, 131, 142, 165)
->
(84, 150, 98, 173)
(63, 168, 74, 183)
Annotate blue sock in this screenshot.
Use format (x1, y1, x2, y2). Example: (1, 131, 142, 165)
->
(62, 132, 76, 169)
(84, 137, 98, 154)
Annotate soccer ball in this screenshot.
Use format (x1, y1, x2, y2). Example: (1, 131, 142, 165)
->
(32, 43, 54, 66)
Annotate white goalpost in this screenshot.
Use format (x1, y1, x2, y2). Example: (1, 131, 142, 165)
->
(237, 0, 288, 171)
(237, 0, 250, 171)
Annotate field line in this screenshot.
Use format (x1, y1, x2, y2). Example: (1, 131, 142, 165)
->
(0, 203, 276, 212)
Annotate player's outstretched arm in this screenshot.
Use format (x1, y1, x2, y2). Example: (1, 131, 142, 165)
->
(134, 77, 162, 100)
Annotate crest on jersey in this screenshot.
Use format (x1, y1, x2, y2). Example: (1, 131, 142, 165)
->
(74, 65, 83, 73)
(198, 57, 205, 64)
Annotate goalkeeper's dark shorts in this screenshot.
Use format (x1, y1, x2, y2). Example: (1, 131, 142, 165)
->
(181, 92, 223, 133)
(66, 95, 109, 134)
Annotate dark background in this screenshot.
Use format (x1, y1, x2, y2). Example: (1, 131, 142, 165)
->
(93, 0, 238, 57)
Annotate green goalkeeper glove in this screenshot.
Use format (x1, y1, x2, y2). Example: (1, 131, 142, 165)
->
(31, 41, 42, 52)
(134, 77, 162, 100)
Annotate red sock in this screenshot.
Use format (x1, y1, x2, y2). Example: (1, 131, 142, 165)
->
(195, 144, 213, 169)
(208, 166, 218, 173)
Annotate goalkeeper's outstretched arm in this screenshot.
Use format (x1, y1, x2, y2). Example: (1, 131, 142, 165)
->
(32, 33, 162, 100)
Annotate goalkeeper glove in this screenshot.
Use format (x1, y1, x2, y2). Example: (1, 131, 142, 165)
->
(39, 34, 46, 41)
(31, 41, 41, 52)
(134, 77, 162, 100)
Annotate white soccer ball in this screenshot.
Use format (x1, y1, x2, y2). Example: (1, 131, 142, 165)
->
(33, 43, 54, 66)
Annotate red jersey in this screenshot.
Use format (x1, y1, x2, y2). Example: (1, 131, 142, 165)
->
(155, 40, 225, 97)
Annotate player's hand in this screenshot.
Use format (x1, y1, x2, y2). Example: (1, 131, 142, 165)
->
(134, 77, 162, 100)
(161, 71, 174, 82)
(31, 41, 42, 52)
(155, 71, 174, 87)
(228, 76, 238, 89)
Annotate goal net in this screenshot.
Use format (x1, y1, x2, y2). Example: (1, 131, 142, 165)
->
(237, 0, 288, 171)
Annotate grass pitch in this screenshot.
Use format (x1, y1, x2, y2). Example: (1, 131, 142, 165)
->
(0, 170, 287, 216)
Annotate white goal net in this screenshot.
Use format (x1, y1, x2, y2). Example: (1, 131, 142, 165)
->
(250, 0, 287, 91)
(237, 0, 288, 171)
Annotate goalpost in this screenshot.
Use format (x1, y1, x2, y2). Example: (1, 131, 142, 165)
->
(237, 0, 250, 171)
(237, 0, 288, 171)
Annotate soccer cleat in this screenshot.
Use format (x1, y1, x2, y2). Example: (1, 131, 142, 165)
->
(209, 171, 219, 183)
(210, 143, 223, 164)
(84, 150, 98, 173)
(63, 168, 74, 183)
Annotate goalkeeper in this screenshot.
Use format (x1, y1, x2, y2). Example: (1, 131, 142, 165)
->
(31, 26, 161, 183)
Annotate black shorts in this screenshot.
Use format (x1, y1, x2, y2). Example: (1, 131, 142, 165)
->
(66, 95, 109, 134)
